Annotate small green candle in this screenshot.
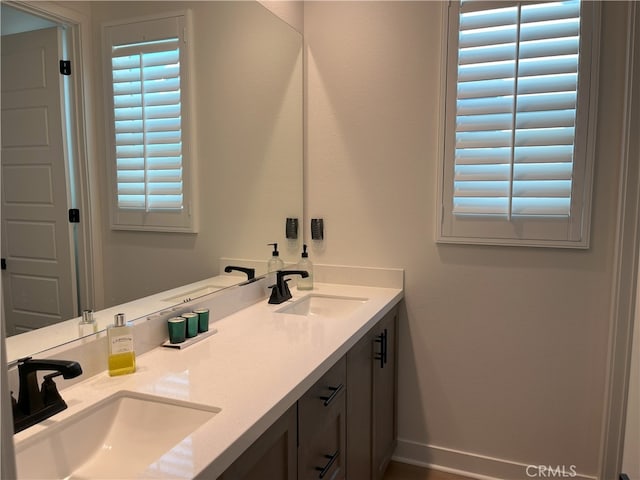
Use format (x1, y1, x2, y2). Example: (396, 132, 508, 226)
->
(182, 313, 199, 338)
(194, 308, 210, 333)
(168, 317, 186, 344)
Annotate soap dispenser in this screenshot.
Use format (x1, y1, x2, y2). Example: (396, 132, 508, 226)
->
(297, 244, 314, 290)
(268, 243, 285, 272)
(107, 313, 136, 376)
(78, 309, 97, 337)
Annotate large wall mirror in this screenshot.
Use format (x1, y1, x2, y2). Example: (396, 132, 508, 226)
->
(1, 1, 303, 363)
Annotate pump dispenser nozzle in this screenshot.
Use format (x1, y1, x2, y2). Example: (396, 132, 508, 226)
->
(297, 244, 313, 290)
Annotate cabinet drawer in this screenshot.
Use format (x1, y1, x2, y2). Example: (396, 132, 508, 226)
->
(216, 404, 297, 480)
(298, 356, 347, 480)
(298, 356, 346, 443)
(298, 408, 344, 480)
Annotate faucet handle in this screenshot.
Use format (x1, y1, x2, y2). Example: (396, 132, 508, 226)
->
(269, 284, 280, 305)
(41, 373, 65, 407)
(268, 284, 284, 304)
(281, 278, 292, 299)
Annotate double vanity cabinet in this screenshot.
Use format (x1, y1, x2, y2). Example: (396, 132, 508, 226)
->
(218, 306, 398, 480)
(10, 277, 404, 480)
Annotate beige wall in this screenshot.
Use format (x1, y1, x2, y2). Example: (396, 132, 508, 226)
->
(305, 1, 628, 477)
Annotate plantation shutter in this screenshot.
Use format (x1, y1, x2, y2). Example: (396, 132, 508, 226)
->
(104, 13, 196, 232)
(112, 40, 183, 211)
(439, 0, 598, 247)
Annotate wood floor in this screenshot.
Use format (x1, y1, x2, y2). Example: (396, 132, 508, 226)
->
(383, 461, 474, 480)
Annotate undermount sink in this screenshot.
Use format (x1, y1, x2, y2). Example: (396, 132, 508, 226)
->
(15, 391, 220, 479)
(277, 294, 368, 317)
(162, 284, 226, 302)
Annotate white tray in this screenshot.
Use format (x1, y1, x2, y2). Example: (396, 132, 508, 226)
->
(162, 328, 218, 349)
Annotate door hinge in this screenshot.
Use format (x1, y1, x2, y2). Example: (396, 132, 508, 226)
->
(68, 208, 80, 223)
(59, 60, 71, 76)
(1, 258, 6, 270)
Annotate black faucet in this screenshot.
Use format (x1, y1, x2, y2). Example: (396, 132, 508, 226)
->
(11, 357, 83, 433)
(224, 265, 256, 281)
(268, 270, 309, 304)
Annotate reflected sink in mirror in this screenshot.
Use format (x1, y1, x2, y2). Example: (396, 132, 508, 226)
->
(162, 284, 229, 303)
(277, 294, 369, 317)
(15, 391, 220, 479)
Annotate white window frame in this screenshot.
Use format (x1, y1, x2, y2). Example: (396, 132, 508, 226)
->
(437, 0, 600, 248)
(102, 10, 197, 233)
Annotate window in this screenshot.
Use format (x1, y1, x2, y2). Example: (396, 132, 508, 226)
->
(438, 0, 599, 247)
(103, 12, 196, 232)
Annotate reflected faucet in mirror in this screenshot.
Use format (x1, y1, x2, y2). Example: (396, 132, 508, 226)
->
(11, 357, 83, 433)
(224, 266, 256, 281)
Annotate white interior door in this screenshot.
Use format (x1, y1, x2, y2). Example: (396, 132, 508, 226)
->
(1, 27, 77, 335)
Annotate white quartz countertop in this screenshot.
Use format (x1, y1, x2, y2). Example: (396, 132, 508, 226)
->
(13, 282, 403, 479)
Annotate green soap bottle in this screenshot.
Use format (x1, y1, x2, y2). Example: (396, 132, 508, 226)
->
(107, 313, 136, 376)
(297, 244, 313, 290)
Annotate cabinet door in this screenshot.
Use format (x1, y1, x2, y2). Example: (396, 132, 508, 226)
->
(372, 309, 398, 480)
(217, 404, 297, 480)
(346, 330, 374, 480)
(299, 357, 347, 480)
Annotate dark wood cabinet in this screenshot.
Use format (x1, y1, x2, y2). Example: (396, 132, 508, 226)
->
(217, 404, 297, 480)
(346, 329, 374, 480)
(218, 305, 398, 480)
(298, 356, 346, 480)
(372, 309, 398, 479)
(346, 307, 398, 480)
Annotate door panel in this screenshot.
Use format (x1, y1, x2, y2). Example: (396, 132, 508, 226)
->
(2, 107, 50, 147)
(346, 331, 374, 480)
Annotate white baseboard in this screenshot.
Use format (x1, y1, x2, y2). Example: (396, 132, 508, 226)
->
(393, 438, 598, 480)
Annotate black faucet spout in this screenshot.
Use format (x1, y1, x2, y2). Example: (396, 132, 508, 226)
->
(224, 265, 256, 281)
(19, 358, 82, 379)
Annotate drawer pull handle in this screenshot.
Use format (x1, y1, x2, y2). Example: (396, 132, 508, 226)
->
(383, 328, 388, 366)
(315, 449, 339, 478)
(320, 384, 344, 406)
(375, 329, 387, 368)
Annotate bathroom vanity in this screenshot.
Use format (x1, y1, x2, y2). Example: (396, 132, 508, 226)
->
(218, 306, 398, 480)
(11, 271, 403, 480)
